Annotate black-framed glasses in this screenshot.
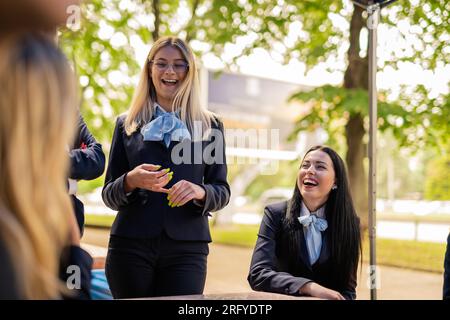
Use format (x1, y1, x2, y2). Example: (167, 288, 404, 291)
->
(149, 60, 189, 73)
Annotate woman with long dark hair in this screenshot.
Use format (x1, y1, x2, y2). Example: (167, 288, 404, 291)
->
(248, 145, 361, 300)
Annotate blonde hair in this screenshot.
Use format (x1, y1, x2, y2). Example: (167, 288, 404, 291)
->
(124, 36, 216, 138)
(0, 33, 77, 299)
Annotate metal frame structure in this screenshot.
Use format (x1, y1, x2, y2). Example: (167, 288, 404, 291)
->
(350, 0, 398, 300)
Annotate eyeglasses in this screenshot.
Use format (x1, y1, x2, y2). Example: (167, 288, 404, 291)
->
(149, 60, 189, 73)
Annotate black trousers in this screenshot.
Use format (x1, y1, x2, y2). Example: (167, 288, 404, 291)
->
(105, 231, 209, 299)
(71, 195, 85, 237)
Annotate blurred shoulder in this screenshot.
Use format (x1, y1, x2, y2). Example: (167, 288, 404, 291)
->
(264, 201, 288, 218)
(209, 114, 224, 130)
(116, 113, 127, 125)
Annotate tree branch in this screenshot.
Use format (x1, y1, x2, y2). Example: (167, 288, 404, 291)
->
(151, 0, 160, 41)
(344, 4, 368, 90)
(185, 0, 201, 43)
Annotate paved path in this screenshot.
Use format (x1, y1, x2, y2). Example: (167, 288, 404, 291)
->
(82, 227, 444, 300)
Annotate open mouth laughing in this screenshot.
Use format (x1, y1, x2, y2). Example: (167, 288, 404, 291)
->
(161, 79, 178, 86)
(303, 178, 319, 188)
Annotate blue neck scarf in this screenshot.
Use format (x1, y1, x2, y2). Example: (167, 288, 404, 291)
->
(140, 104, 191, 148)
(298, 202, 328, 265)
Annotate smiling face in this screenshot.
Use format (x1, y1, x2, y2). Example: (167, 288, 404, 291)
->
(297, 150, 336, 210)
(149, 45, 188, 110)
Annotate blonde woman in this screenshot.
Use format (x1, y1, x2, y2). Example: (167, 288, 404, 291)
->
(103, 36, 230, 298)
(0, 33, 92, 299)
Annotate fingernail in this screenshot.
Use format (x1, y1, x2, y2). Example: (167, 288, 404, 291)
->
(168, 201, 172, 206)
(155, 165, 161, 169)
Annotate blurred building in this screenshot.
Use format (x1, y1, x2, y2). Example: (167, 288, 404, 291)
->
(200, 69, 326, 224)
(201, 69, 325, 157)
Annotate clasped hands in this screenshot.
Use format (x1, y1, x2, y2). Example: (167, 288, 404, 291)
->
(124, 163, 206, 207)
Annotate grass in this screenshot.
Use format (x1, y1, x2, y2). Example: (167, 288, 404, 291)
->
(210, 224, 447, 273)
(210, 224, 260, 248)
(368, 238, 446, 273)
(85, 214, 115, 228)
(85, 214, 447, 273)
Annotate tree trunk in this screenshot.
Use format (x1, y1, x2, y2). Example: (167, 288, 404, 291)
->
(344, 4, 369, 228)
(151, 0, 160, 41)
(345, 114, 368, 228)
(185, 0, 201, 43)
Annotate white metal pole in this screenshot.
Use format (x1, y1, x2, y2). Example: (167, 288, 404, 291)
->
(367, 2, 380, 301)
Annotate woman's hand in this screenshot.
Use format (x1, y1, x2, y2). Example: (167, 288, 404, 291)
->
(167, 180, 206, 208)
(299, 282, 346, 300)
(124, 164, 173, 194)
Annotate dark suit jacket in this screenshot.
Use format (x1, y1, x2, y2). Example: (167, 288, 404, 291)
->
(102, 114, 230, 241)
(444, 233, 450, 300)
(248, 201, 357, 300)
(0, 240, 93, 300)
(69, 114, 106, 235)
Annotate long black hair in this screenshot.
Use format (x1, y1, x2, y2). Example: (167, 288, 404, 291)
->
(283, 145, 362, 288)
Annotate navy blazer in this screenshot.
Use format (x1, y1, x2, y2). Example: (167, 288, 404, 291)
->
(0, 240, 93, 299)
(248, 201, 357, 300)
(69, 114, 106, 234)
(102, 114, 230, 241)
(444, 233, 450, 300)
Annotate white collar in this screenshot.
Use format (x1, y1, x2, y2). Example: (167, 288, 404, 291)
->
(300, 201, 326, 219)
(153, 102, 168, 113)
(153, 102, 180, 115)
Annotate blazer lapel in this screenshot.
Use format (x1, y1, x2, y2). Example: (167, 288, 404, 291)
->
(298, 226, 330, 270)
(315, 229, 330, 266)
(298, 226, 313, 271)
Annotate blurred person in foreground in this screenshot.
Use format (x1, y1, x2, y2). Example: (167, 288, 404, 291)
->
(444, 233, 450, 300)
(0, 0, 81, 34)
(0, 32, 92, 299)
(248, 145, 362, 300)
(68, 113, 105, 237)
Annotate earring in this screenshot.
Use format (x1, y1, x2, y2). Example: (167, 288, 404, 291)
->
(332, 185, 337, 190)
